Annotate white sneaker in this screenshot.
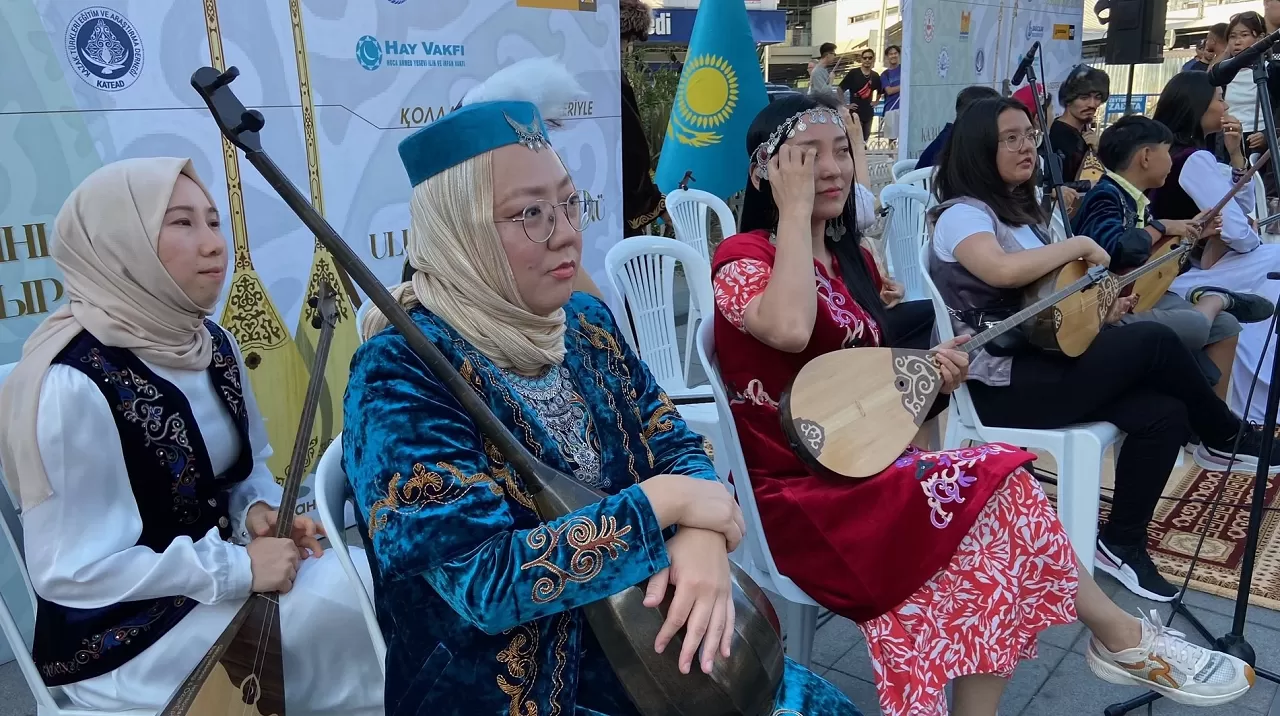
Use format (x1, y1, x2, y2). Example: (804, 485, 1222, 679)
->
(1086, 610, 1255, 707)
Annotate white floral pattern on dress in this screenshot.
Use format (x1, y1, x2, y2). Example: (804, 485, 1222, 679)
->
(713, 258, 882, 346)
(894, 444, 1017, 529)
(859, 468, 1080, 716)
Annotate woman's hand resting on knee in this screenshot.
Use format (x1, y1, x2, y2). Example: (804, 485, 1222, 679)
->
(932, 335, 971, 394)
(640, 474, 745, 551)
(644, 527, 735, 676)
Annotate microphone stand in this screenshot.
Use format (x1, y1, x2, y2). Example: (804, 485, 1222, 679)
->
(1021, 61, 1072, 237)
(1104, 52, 1280, 716)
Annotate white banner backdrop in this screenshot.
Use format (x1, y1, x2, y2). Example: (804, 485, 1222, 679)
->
(900, 0, 1084, 160)
(0, 0, 621, 576)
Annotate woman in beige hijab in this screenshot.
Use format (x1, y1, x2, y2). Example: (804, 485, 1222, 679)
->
(0, 157, 381, 714)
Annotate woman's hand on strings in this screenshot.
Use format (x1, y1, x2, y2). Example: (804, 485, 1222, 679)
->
(1104, 295, 1139, 325)
(644, 527, 735, 676)
(1069, 235, 1112, 268)
(931, 335, 971, 394)
(247, 502, 326, 559)
(247, 536, 301, 594)
(769, 145, 817, 219)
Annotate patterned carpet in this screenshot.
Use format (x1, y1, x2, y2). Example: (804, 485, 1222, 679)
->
(1097, 464, 1280, 609)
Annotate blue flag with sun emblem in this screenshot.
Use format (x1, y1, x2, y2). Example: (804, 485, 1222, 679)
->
(654, 0, 768, 200)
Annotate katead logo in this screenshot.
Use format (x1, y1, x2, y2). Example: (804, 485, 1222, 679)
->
(356, 36, 466, 70)
(1026, 23, 1045, 40)
(65, 7, 144, 91)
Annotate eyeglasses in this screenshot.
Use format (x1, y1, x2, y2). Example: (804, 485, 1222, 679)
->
(999, 129, 1043, 151)
(498, 190, 590, 243)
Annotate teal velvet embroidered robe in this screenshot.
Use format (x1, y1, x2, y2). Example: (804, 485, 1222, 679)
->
(342, 292, 861, 716)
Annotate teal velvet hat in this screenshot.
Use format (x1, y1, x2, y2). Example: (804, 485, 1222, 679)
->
(397, 57, 582, 187)
(398, 101, 551, 187)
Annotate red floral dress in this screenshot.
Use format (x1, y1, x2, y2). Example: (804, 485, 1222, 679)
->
(712, 230, 1080, 716)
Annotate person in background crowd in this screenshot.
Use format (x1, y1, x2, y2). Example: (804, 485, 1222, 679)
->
(1184, 24, 1229, 71)
(1050, 64, 1109, 185)
(620, 0, 666, 234)
(880, 45, 902, 147)
(1072, 115, 1268, 398)
(840, 48, 881, 142)
(916, 85, 1001, 170)
(1222, 12, 1268, 146)
(811, 42, 839, 97)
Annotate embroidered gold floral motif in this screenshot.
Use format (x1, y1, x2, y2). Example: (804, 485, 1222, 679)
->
(485, 439, 536, 512)
(460, 358, 484, 394)
(640, 392, 679, 466)
(367, 462, 502, 537)
(575, 317, 641, 482)
(521, 515, 632, 603)
(497, 624, 539, 716)
(548, 612, 570, 716)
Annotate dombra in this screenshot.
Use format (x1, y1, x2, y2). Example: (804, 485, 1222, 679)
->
(190, 65, 785, 716)
(782, 152, 1270, 480)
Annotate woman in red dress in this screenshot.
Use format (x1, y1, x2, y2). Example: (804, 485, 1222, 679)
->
(709, 93, 1255, 714)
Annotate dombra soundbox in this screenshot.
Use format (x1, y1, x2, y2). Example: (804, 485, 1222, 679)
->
(188, 65, 785, 716)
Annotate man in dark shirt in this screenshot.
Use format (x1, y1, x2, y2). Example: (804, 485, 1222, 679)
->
(839, 48, 881, 141)
(1049, 64, 1109, 185)
(915, 85, 1001, 169)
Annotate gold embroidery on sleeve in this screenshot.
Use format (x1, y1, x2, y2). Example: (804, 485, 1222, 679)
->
(521, 515, 632, 603)
(367, 462, 502, 537)
(485, 439, 536, 513)
(496, 624, 539, 716)
(548, 612, 571, 716)
(640, 392, 679, 466)
(575, 317, 641, 482)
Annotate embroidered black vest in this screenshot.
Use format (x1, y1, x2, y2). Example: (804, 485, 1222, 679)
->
(33, 321, 253, 686)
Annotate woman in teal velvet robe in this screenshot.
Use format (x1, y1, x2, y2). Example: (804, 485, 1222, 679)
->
(341, 59, 862, 716)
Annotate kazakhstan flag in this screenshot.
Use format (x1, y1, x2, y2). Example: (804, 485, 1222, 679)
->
(654, 0, 768, 200)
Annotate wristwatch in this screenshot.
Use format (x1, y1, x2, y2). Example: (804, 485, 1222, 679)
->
(1149, 218, 1167, 236)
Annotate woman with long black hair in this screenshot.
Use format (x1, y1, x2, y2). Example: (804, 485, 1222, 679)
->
(929, 94, 1279, 604)
(1151, 70, 1280, 425)
(708, 91, 1255, 715)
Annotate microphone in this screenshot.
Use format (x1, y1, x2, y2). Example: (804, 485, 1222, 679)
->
(1208, 28, 1280, 86)
(1012, 41, 1041, 86)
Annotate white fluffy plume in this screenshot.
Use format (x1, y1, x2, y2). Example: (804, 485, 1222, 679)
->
(461, 57, 587, 127)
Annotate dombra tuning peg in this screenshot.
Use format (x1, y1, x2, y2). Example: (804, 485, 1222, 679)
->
(232, 110, 265, 135)
(210, 67, 239, 90)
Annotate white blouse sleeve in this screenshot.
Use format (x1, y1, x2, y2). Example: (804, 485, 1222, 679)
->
(23, 366, 254, 609)
(1179, 150, 1261, 255)
(854, 183, 877, 233)
(225, 337, 283, 546)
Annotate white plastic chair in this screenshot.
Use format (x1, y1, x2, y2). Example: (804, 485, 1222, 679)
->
(891, 158, 919, 181)
(918, 241, 1115, 571)
(878, 184, 931, 302)
(605, 237, 714, 402)
(0, 363, 154, 716)
(896, 166, 937, 199)
(695, 321, 819, 666)
(664, 188, 737, 263)
(314, 437, 387, 668)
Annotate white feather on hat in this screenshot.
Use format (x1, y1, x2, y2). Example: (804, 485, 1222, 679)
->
(461, 57, 587, 127)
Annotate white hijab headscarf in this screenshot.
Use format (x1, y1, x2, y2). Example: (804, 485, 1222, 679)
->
(0, 157, 219, 510)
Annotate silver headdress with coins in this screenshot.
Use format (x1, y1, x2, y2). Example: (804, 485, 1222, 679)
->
(751, 107, 846, 181)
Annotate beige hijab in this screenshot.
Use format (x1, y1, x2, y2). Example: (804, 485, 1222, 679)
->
(0, 157, 219, 510)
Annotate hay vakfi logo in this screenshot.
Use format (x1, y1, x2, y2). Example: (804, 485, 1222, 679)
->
(66, 7, 144, 91)
(356, 36, 466, 70)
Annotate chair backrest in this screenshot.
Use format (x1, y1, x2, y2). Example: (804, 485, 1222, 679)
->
(314, 437, 387, 666)
(896, 166, 936, 198)
(917, 239, 986, 431)
(0, 362, 84, 713)
(604, 237, 714, 395)
(878, 184, 931, 302)
(1050, 210, 1068, 243)
(891, 158, 918, 181)
(665, 188, 737, 262)
(694, 320, 786, 584)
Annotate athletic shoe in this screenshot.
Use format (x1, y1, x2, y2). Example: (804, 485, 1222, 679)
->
(1196, 423, 1280, 475)
(1086, 610, 1255, 707)
(1096, 539, 1179, 602)
(1186, 286, 1275, 324)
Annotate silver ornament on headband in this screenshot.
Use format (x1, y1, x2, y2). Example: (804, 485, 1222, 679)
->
(505, 112, 551, 152)
(751, 107, 846, 181)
